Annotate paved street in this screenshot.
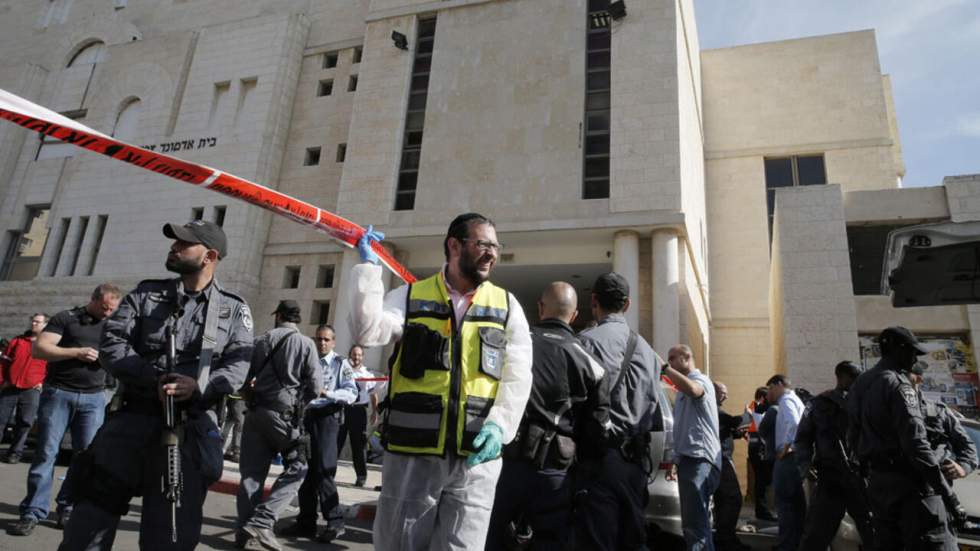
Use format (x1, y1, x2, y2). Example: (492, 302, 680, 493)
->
(0, 454, 788, 550)
(0, 457, 377, 550)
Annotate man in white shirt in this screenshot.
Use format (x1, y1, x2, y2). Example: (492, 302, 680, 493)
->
(337, 344, 378, 487)
(278, 325, 357, 543)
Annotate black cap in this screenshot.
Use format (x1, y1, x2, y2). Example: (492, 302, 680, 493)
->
(593, 272, 630, 302)
(272, 300, 301, 317)
(163, 220, 228, 259)
(910, 361, 927, 376)
(879, 326, 928, 355)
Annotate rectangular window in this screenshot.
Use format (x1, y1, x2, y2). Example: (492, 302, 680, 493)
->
(304, 147, 321, 166)
(336, 143, 347, 163)
(209, 81, 230, 127)
(316, 264, 335, 288)
(283, 266, 301, 289)
(0, 206, 51, 281)
(68, 216, 89, 276)
(324, 51, 338, 69)
(313, 300, 331, 325)
(35, 112, 86, 160)
(348, 75, 358, 92)
(317, 79, 333, 97)
(234, 77, 257, 127)
(395, 17, 437, 211)
(47, 217, 70, 276)
(352, 46, 362, 64)
(191, 207, 204, 221)
(213, 205, 226, 227)
(84, 214, 108, 276)
(583, 0, 611, 199)
(764, 154, 826, 236)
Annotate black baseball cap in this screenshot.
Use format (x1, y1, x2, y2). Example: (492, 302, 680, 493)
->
(879, 326, 928, 355)
(272, 300, 301, 317)
(163, 220, 228, 259)
(593, 272, 630, 302)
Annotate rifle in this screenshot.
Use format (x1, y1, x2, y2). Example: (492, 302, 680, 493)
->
(162, 326, 182, 543)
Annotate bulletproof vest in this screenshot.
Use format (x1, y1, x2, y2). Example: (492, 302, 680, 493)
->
(505, 324, 578, 470)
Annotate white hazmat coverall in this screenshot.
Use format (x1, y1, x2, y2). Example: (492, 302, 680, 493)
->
(349, 263, 533, 551)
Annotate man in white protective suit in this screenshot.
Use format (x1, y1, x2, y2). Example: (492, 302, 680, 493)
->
(349, 213, 532, 551)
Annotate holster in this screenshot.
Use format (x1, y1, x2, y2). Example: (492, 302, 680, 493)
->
(507, 422, 576, 470)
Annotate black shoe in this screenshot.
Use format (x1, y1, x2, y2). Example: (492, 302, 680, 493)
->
(8, 517, 38, 536)
(234, 529, 250, 549)
(224, 450, 241, 463)
(4, 452, 21, 464)
(57, 509, 71, 530)
(316, 525, 345, 543)
(242, 525, 282, 551)
(275, 519, 317, 538)
(354, 476, 366, 487)
(756, 510, 777, 522)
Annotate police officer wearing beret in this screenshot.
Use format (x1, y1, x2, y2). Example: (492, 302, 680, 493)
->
(847, 326, 958, 550)
(235, 300, 322, 550)
(60, 220, 254, 551)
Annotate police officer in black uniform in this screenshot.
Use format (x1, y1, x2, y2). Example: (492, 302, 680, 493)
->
(713, 381, 751, 551)
(60, 220, 254, 551)
(574, 272, 663, 551)
(909, 363, 978, 513)
(795, 361, 874, 551)
(847, 326, 958, 550)
(485, 282, 609, 550)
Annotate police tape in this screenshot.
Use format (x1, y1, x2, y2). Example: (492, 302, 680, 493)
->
(354, 377, 389, 382)
(0, 88, 416, 284)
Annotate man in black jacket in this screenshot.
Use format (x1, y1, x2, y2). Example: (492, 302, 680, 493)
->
(796, 361, 873, 550)
(486, 282, 609, 550)
(713, 381, 750, 551)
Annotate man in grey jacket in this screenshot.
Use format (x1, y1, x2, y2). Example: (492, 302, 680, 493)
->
(574, 272, 664, 551)
(235, 300, 322, 550)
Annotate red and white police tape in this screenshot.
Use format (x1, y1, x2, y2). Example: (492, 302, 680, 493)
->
(0, 88, 416, 284)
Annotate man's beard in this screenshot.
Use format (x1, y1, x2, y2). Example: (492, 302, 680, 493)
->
(459, 246, 490, 285)
(166, 254, 205, 275)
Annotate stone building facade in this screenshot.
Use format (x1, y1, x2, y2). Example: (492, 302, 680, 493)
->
(0, 0, 977, 419)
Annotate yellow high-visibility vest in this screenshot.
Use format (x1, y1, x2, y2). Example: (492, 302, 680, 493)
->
(384, 271, 509, 456)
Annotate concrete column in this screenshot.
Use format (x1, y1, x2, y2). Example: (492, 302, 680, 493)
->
(652, 229, 680, 355)
(613, 230, 640, 330)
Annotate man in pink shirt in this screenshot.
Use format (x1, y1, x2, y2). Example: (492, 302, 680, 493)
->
(0, 313, 49, 463)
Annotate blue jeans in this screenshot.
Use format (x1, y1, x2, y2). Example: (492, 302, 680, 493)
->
(677, 456, 720, 551)
(19, 385, 105, 521)
(773, 454, 806, 551)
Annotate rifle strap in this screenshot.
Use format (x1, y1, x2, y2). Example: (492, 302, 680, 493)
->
(196, 286, 221, 394)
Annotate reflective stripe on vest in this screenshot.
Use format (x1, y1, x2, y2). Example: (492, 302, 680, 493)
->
(385, 271, 509, 456)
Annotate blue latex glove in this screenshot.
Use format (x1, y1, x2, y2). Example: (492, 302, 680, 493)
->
(467, 421, 503, 467)
(357, 225, 385, 265)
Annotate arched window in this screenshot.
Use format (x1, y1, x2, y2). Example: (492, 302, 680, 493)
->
(37, 41, 108, 160)
(67, 41, 107, 68)
(112, 99, 142, 141)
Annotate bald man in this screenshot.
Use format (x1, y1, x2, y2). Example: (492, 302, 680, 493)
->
(485, 282, 609, 550)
